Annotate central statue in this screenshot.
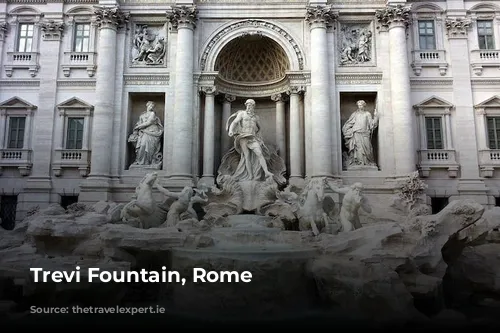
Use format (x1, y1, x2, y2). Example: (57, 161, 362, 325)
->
(217, 99, 286, 186)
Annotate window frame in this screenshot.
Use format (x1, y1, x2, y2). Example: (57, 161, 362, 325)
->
(16, 22, 35, 53)
(411, 5, 446, 51)
(7, 8, 42, 54)
(486, 116, 500, 149)
(65, 117, 85, 150)
(469, 5, 500, 51)
(72, 22, 92, 53)
(425, 116, 444, 150)
(7, 116, 26, 149)
(418, 20, 437, 50)
(477, 19, 496, 50)
(0, 98, 36, 151)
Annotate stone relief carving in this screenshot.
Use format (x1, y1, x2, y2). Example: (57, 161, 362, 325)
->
(93, 6, 130, 29)
(167, 5, 198, 30)
(375, 4, 411, 29)
(342, 100, 379, 169)
(445, 17, 472, 37)
(339, 23, 373, 65)
(128, 101, 164, 169)
(218, 99, 286, 185)
(132, 24, 167, 65)
(39, 20, 64, 40)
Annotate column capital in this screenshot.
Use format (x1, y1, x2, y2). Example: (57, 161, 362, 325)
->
(445, 17, 472, 39)
(200, 85, 217, 95)
(0, 22, 8, 42)
(39, 20, 65, 41)
(223, 94, 236, 103)
(93, 6, 129, 30)
(305, 5, 338, 28)
(167, 5, 198, 31)
(287, 85, 306, 95)
(375, 4, 411, 30)
(271, 93, 288, 103)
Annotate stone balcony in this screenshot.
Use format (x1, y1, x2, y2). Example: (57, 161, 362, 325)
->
(61, 52, 97, 77)
(470, 49, 500, 76)
(478, 149, 500, 178)
(417, 149, 459, 178)
(411, 50, 448, 76)
(0, 148, 32, 176)
(52, 149, 91, 177)
(4, 52, 40, 77)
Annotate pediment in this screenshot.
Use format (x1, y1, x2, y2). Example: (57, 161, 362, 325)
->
(56, 97, 93, 110)
(414, 96, 453, 109)
(0, 96, 37, 109)
(475, 96, 500, 109)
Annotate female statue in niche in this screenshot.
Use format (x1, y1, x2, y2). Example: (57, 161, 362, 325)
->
(128, 101, 164, 168)
(342, 100, 379, 168)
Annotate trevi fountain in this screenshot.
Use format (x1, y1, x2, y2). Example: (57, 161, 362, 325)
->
(1, 99, 500, 329)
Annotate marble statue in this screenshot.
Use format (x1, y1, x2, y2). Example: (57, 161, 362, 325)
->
(132, 25, 166, 65)
(120, 172, 167, 229)
(342, 100, 379, 168)
(328, 182, 371, 232)
(128, 101, 164, 168)
(155, 183, 207, 227)
(217, 99, 286, 186)
(339, 24, 373, 65)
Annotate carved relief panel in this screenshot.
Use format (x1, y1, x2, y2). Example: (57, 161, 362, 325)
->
(338, 22, 375, 67)
(130, 23, 167, 67)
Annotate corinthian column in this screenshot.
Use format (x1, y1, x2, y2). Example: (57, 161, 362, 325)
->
(271, 93, 287, 162)
(305, 5, 337, 178)
(221, 94, 236, 154)
(376, 4, 415, 176)
(87, 6, 128, 180)
(200, 86, 217, 186)
(167, 5, 198, 183)
(287, 86, 305, 185)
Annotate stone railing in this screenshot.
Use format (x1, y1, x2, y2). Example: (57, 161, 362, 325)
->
(417, 149, 459, 178)
(62, 51, 97, 77)
(4, 52, 39, 77)
(0, 148, 33, 176)
(411, 49, 448, 76)
(479, 149, 500, 178)
(52, 149, 91, 177)
(471, 49, 500, 75)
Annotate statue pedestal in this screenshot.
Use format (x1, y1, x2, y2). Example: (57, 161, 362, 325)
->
(346, 165, 379, 171)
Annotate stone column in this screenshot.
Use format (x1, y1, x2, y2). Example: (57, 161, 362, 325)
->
(376, 4, 415, 176)
(167, 5, 198, 183)
(200, 86, 217, 186)
(287, 86, 305, 185)
(305, 5, 337, 178)
(80, 6, 128, 202)
(221, 94, 235, 154)
(445, 16, 487, 202)
(87, 6, 128, 180)
(0, 21, 7, 68)
(271, 93, 287, 161)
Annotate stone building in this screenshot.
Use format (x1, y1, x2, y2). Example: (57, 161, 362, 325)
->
(0, 0, 499, 229)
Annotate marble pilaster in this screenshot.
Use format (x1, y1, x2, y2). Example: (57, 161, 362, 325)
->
(168, 5, 198, 183)
(305, 5, 337, 178)
(376, 4, 415, 176)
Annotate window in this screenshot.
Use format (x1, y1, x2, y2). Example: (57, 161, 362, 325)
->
(478, 20, 495, 50)
(73, 23, 91, 52)
(487, 117, 500, 149)
(66, 117, 84, 149)
(60, 195, 78, 209)
(496, 197, 500, 207)
(418, 20, 436, 50)
(17, 23, 34, 52)
(0, 195, 18, 231)
(425, 117, 443, 149)
(8, 117, 26, 149)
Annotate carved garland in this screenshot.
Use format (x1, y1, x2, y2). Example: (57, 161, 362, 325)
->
(200, 20, 305, 71)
